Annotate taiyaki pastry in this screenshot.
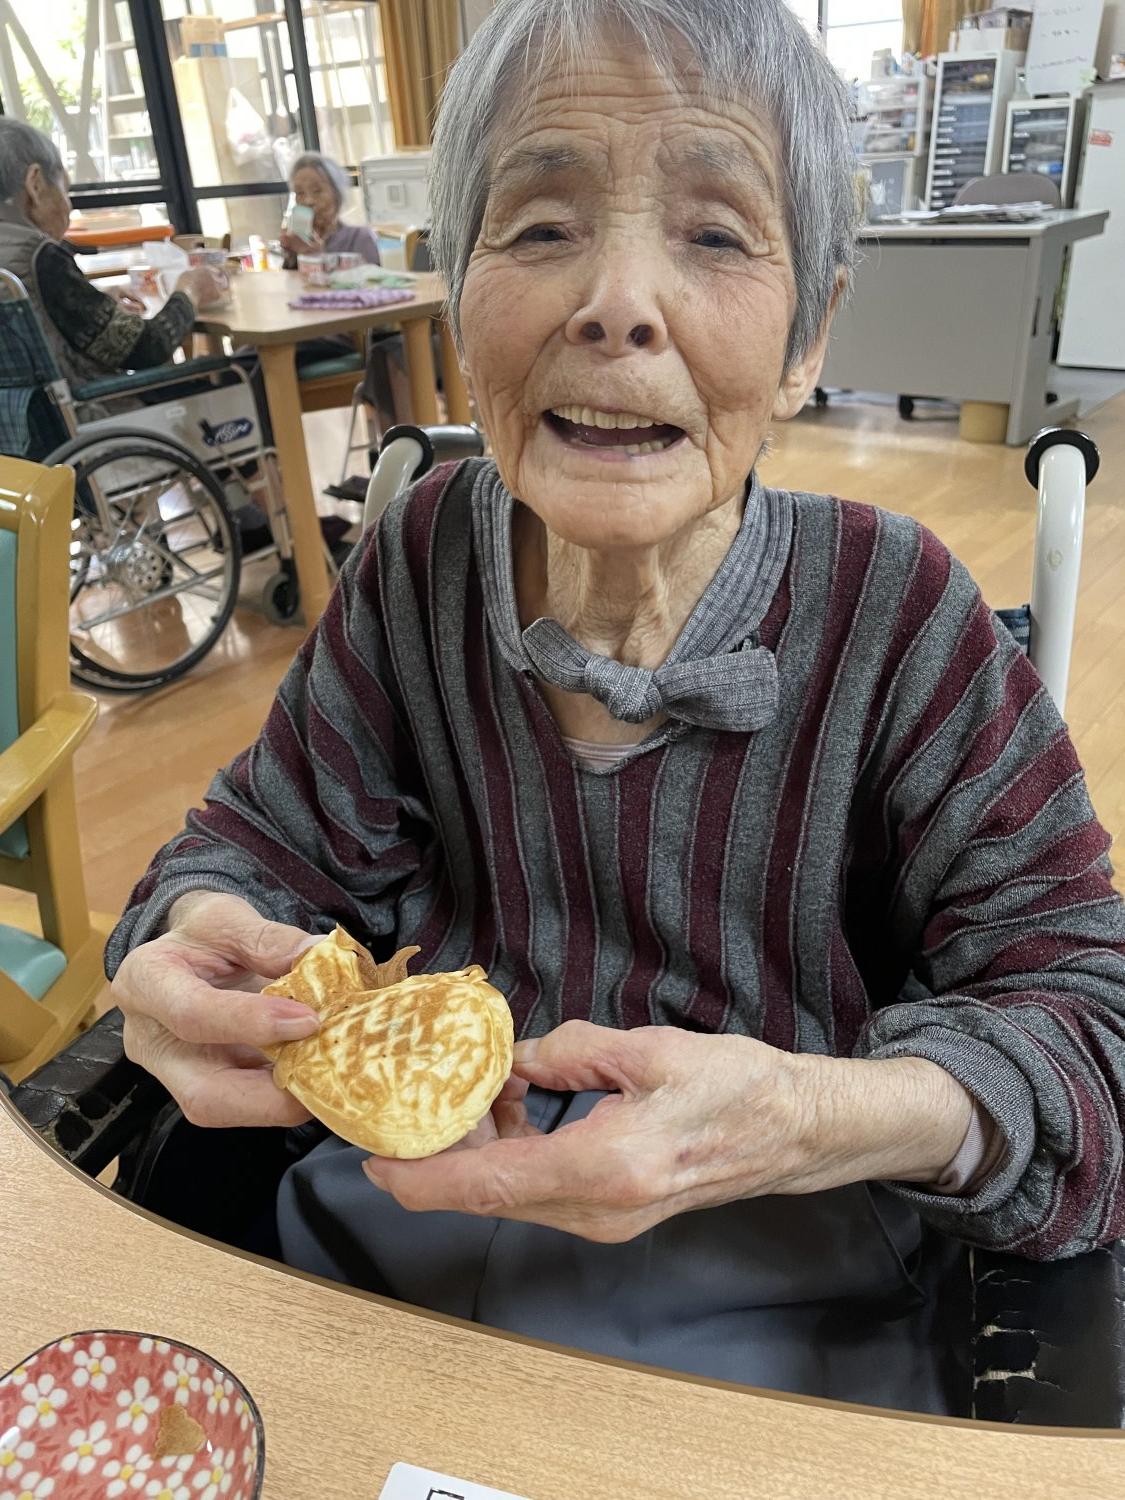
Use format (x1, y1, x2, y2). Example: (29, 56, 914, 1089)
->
(263, 927, 513, 1157)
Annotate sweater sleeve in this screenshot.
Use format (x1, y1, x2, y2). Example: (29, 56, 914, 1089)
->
(852, 546, 1125, 1259)
(34, 240, 194, 372)
(103, 518, 435, 973)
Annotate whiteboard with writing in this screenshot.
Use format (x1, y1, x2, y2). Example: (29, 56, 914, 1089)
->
(1025, 0, 1106, 96)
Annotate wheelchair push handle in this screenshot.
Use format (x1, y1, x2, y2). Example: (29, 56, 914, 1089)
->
(1025, 427, 1098, 717)
(362, 424, 485, 532)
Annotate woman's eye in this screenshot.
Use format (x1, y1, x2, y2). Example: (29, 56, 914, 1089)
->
(514, 224, 567, 244)
(692, 228, 744, 252)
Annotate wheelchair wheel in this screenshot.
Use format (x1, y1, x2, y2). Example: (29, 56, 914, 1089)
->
(63, 438, 242, 691)
(262, 567, 301, 626)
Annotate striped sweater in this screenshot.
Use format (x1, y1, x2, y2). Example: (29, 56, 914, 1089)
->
(107, 459, 1125, 1259)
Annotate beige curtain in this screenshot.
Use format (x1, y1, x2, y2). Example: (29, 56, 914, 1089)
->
(903, 0, 989, 56)
(380, 0, 462, 148)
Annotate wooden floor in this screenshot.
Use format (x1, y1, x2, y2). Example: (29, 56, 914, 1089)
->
(72, 392, 1125, 921)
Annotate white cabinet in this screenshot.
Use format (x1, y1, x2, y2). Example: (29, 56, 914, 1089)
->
(1003, 97, 1082, 205)
(1057, 83, 1125, 369)
(926, 51, 1023, 209)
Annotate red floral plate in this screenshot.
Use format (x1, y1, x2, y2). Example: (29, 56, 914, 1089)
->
(0, 1331, 264, 1499)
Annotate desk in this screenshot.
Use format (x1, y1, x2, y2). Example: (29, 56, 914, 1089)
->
(2, 1098, 1122, 1499)
(820, 211, 1108, 445)
(192, 270, 469, 625)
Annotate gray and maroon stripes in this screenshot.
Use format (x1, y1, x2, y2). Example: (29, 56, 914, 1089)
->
(107, 459, 1125, 1260)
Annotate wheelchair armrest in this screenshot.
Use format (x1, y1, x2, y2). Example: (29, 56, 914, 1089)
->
(71, 354, 235, 404)
(971, 1243, 1125, 1426)
(9, 1007, 171, 1178)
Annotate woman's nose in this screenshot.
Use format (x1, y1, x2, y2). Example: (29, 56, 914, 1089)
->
(564, 264, 668, 356)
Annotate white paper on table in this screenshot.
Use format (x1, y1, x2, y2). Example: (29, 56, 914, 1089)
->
(377, 1462, 532, 1500)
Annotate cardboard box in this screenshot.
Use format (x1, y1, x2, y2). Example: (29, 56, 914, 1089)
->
(180, 16, 226, 56)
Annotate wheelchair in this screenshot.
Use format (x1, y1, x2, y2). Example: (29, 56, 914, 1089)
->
(7, 423, 1124, 1429)
(0, 268, 320, 692)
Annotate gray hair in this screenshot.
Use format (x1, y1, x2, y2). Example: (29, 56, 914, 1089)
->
(0, 118, 65, 204)
(429, 0, 858, 366)
(289, 150, 350, 211)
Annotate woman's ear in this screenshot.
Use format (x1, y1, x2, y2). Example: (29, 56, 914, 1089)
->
(772, 271, 848, 423)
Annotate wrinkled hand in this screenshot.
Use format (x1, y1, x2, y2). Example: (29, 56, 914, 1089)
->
(173, 266, 227, 308)
(279, 227, 322, 258)
(111, 891, 320, 1129)
(110, 286, 147, 314)
(362, 1021, 974, 1243)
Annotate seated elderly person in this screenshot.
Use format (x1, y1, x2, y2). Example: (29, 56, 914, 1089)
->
(108, 0, 1125, 1415)
(276, 148, 403, 430)
(279, 151, 381, 269)
(0, 118, 224, 426)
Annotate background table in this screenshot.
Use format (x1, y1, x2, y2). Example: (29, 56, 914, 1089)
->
(2, 1098, 1122, 1500)
(192, 270, 469, 624)
(819, 211, 1108, 445)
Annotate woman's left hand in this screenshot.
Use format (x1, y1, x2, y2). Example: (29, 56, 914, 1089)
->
(279, 227, 322, 258)
(362, 1021, 974, 1242)
(110, 286, 147, 314)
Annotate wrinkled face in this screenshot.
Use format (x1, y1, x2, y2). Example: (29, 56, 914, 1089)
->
(26, 163, 71, 242)
(458, 37, 829, 551)
(291, 166, 339, 237)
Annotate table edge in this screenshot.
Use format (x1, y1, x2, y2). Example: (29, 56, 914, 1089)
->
(4, 1093, 1124, 1446)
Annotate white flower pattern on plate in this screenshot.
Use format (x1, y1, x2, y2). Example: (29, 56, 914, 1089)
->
(137, 1340, 171, 1357)
(72, 1340, 117, 1391)
(0, 1431, 35, 1483)
(115, 1377, 159, 1434)
(16, 1374, 67, 1430)
(143, 1480, 191, 1500)
(202, 1373, 233, 1417)
(161, 1354, 201, 1406)
(0, 1470, 54, 1499)
(60, 1418, 112, 1475)
(103, 1442, 154, 1495)
(189, 1446, 233, 1499)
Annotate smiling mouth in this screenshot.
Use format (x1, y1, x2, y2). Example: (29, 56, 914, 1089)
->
(544, 405, 685, 456)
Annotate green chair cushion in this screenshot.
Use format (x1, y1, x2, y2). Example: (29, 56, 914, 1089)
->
(0, 923, 66, 999)
(298, 353, 364, 382)
(0, 528, 28, 860)
(71, 354, 235, 403)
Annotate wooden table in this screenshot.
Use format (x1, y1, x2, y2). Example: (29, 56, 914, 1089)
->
(2, 1098, 1123, 1499)
(192, 270, 470, 625)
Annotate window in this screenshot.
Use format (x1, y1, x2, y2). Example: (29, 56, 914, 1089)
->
(823, 0, 904, 84)
(303, 0, 393, 166)
(0, 0, 168, 220)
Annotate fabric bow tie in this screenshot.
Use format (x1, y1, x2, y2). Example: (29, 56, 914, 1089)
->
(521, 616, 779, 731)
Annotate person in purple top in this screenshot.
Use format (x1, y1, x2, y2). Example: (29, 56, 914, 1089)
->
(279, 151, 382, 269)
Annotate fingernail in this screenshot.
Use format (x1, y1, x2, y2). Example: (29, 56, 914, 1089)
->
(293, 934, 323, 957)
(362, 1160, 386, 1188)
(513, 1038, 539, 1063)
(268, 1000, 319, 1037)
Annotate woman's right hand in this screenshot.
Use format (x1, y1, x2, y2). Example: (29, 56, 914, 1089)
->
(110, 892, 320, 1128)
(173, 266, 227, 307)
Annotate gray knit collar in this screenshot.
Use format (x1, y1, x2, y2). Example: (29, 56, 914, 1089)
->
(471, 463, 792, 731)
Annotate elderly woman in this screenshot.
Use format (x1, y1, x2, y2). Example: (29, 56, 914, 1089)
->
(0, 118, 223, 436)
(108, 0, 1125, 1414)
(278, 150, 381, 269)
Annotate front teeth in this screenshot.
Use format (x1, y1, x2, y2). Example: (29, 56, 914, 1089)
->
(551, 404, 658, 429)
(620, 440, 665, 455)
